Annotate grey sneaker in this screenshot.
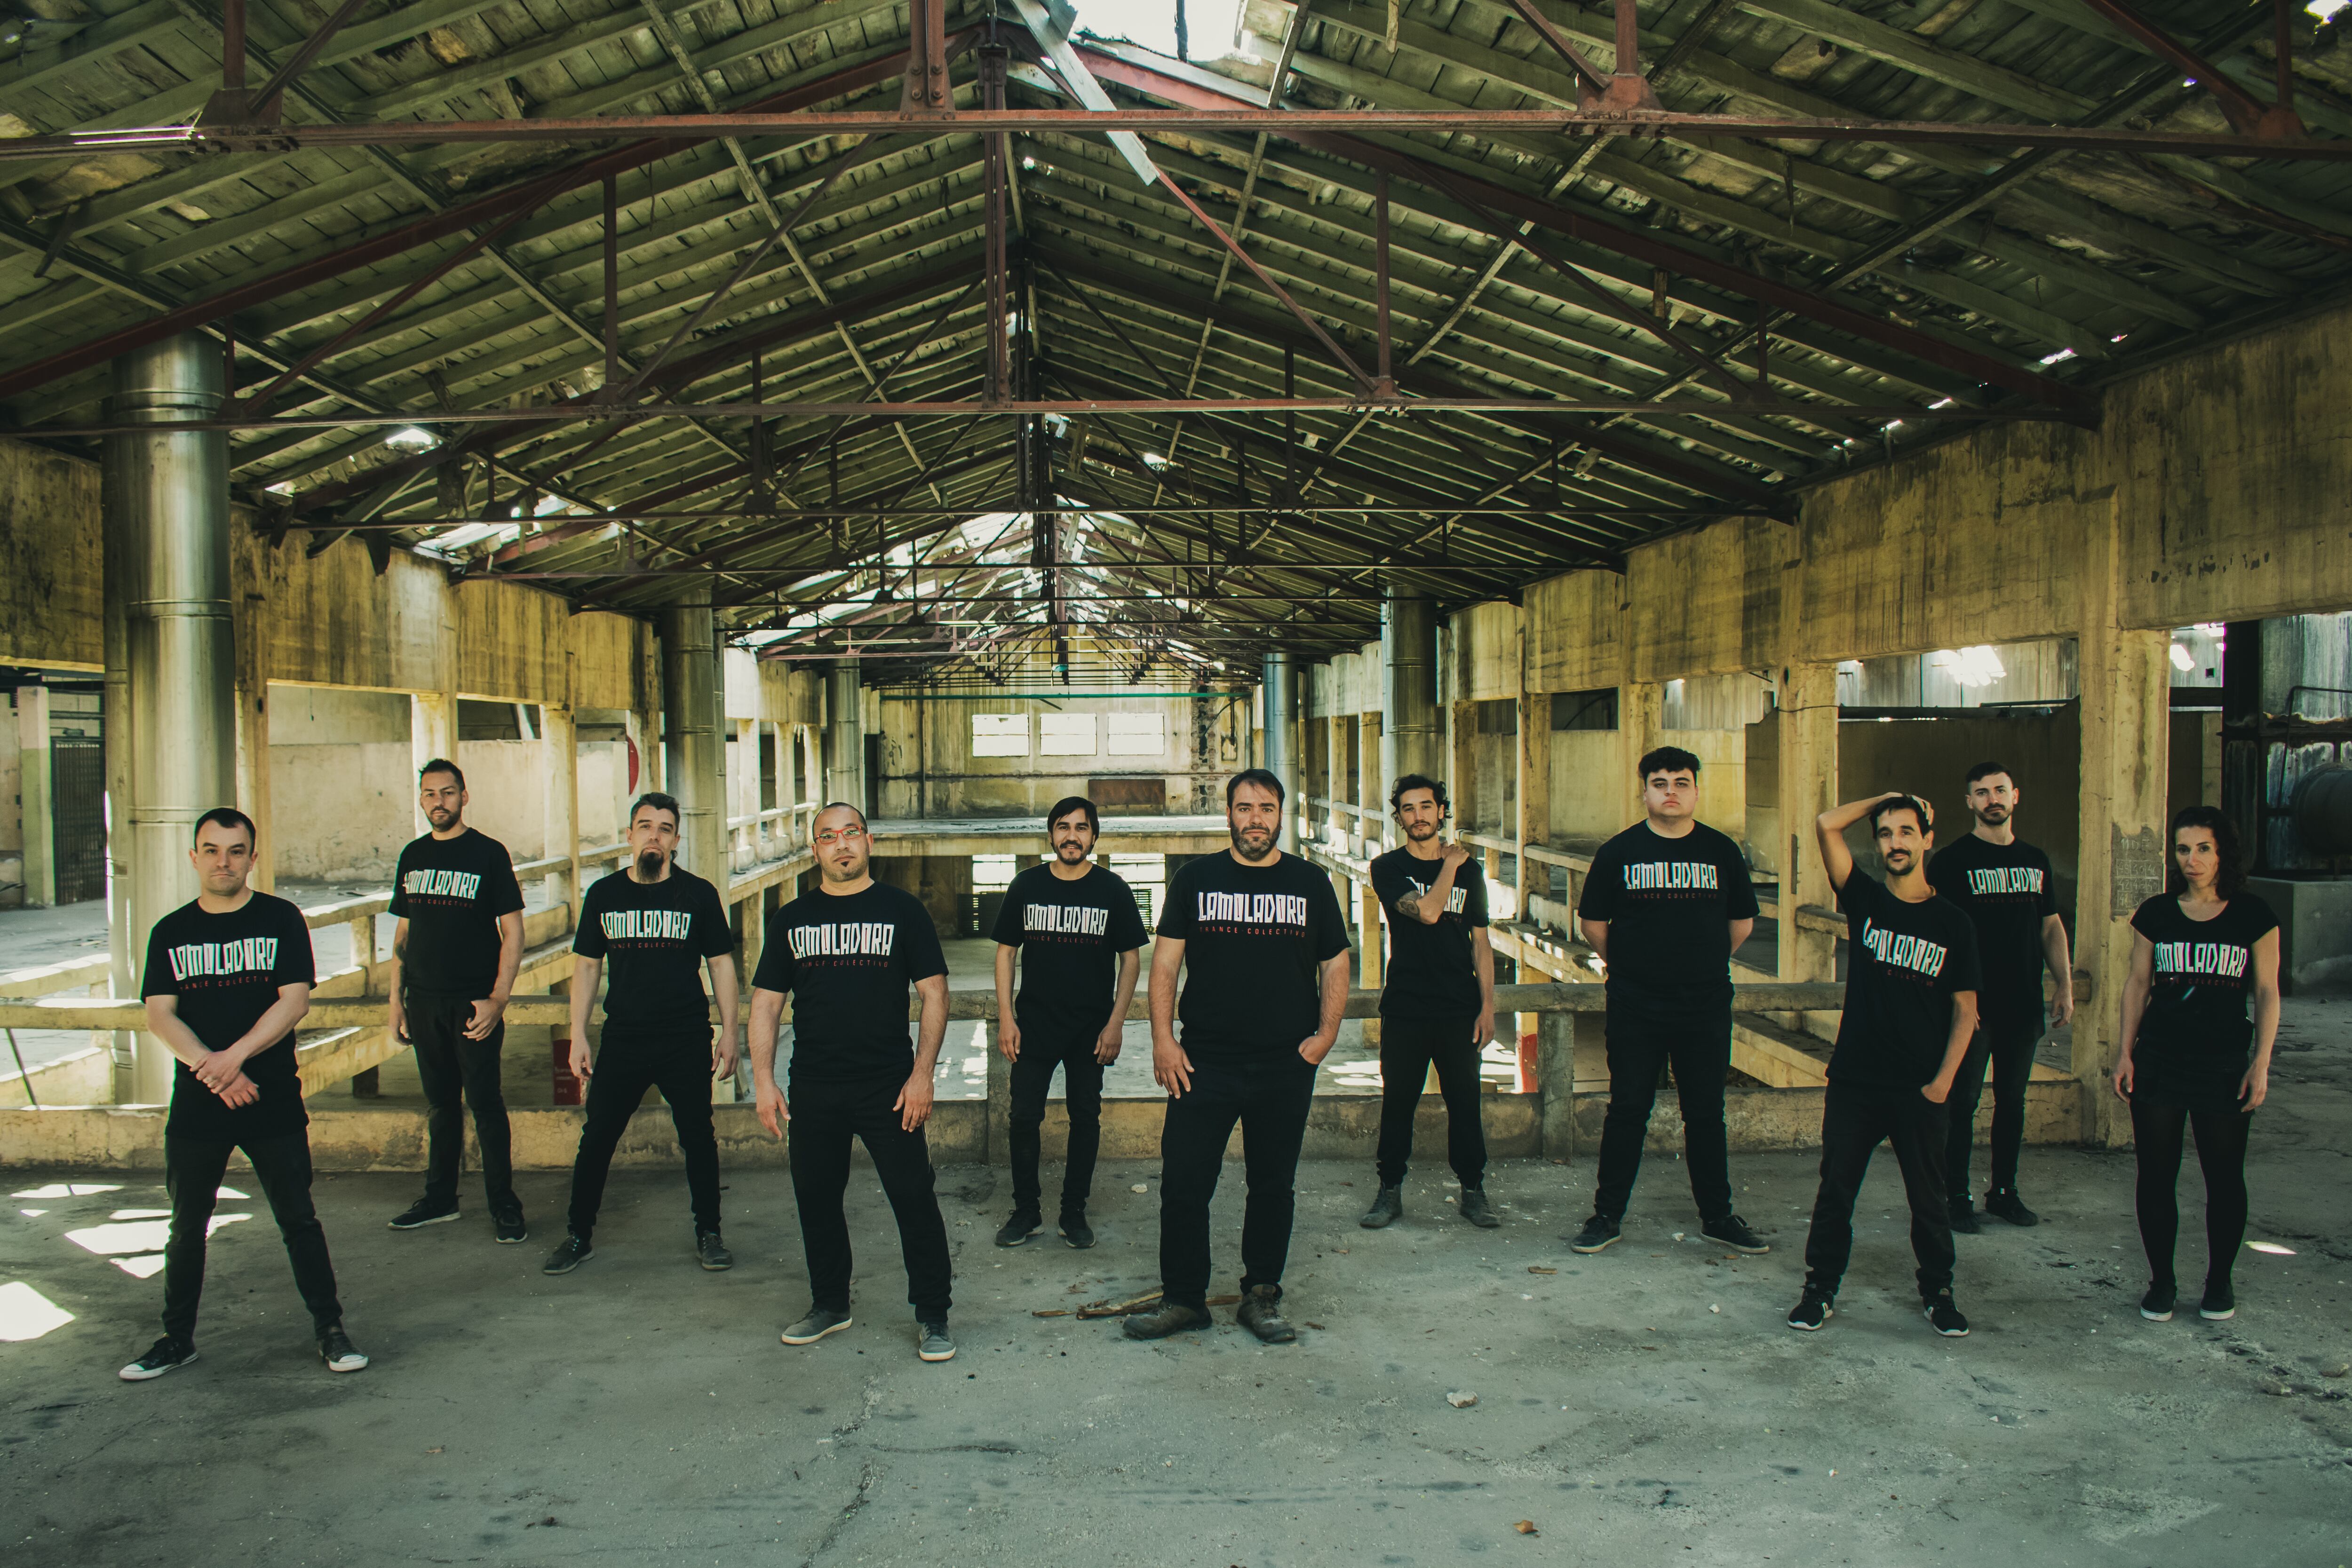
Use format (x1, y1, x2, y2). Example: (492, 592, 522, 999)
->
(1121, 1300, 1214, 1340)
(318, 1326, 370, 1373)
(1458, 1187, 1500, 1228)
(541, 1234, 593, 1275)
(1235, 1283, 1297, 1344)
(695, 1231, 733, 1271)
(916, 1320, 956, 1362)
(780, 1307, 853, 1345)
(1359, 1184, 1403, 1228)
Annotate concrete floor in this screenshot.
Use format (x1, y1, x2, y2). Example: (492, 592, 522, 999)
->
(5, 990, 2349, 1566)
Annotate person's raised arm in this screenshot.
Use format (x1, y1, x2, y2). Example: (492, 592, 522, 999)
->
(1099, 946, 1142, 1063)
(1815, 792, 1904, 893)
(2041, 913, 2075, 1029)
(897, 973, 950, 1132)
(1922, 989, 1978, 1104)
(2242, 928, 2281, 1110)
(1149, 935, 1191, 1097)
(2111, 931, 2155, 1102)
(1395, 843, 1468, 925)
(567, 955, 600, 1083)
(749, 986, 789, 1138)
(993, 942, 1021, 1062)
(466, 911, 525, 1040)
(706, 951, 740, 1078)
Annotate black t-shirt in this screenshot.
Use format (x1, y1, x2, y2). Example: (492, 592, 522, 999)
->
(755, 881, 949, 1084)
(389, 828, 525, 999)
(1157, 851, 1350, 1063)
(1926, 834, 2058, 1025)
(2129, 893, 2277, 1102)
(1827, 872, 1982, 1091)
(141, 892, 317, 1140)
(574, 867, 733, 1039)
(1369, 847, 1488, 1022)
(991, 863, 1149, 1035)
(1576, 821, 1760, 1007)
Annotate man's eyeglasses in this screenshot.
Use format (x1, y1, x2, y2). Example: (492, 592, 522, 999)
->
(816, 826, 867, 847)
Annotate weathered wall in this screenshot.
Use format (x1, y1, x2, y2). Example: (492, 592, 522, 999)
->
(0, 436, 101, 671)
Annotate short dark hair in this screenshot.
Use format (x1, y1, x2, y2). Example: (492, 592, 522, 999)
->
(629, 791, 682, 827)
(1963, 760, 2013, 789)
(1045, 795, 1099, 834)
(2166, 804, 2247, 899)
(419, 757, 466, 790)
(1869, 794, 1931, 835)
(1639, 746, 1702, 781)
(815, 800, 868, 831)
(1227, 768, 1285, 807)
(1389, 773, 1448, 817)
(191, 806, 255, 847)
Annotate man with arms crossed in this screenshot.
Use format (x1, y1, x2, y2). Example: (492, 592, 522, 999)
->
(385, 759, 529, 1242)
(121, 807, 368, 1381)
(1125, 769, 1350, 1345)
(1570, 748, 1768, 1256)
(1926, 761, 2073, 1232)
(1788, 793, 1980, 1338)
(542, 792, 739, 1276)
(751, 804, 958, 1363)
(1358, 774, 1499, 1230)
(991, 796, 1148, 1250)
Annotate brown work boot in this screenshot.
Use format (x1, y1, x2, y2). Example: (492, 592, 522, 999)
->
(1235, 1284, 1297, 1344)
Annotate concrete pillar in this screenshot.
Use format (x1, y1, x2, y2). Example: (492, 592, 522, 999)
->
(660, 604, 726, 887)
(542, 702, 580, 923)
(104, 333, 234, 1104)
(2075, 493, 2169, 1148)
(232, 592, 272, 893)
(1325, 713, 1345, 852)
(1536, 1008, 1575, 1159)
(15, 686, 52, 907)
(1358, 712, 1383, 854)
(1450, 700, 1476, 833)
(1775, 662, 1840, 1035)
(1260, 651, 1297, 851)
(1381, 590, 1441, 789)
(824, 659, 863, 812)
(410, 689, 457, 837)
(1621, 681, 1664, 832)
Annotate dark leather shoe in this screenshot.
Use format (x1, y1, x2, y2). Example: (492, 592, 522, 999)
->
(1235, 1284, 1297, 1344)
(1122, 1301, 1213, 1340)
(1359, 1185, 1403, 1228)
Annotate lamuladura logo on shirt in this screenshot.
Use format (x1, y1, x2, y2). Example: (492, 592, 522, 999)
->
(168, 938, 279, 982)
(1198, 891, 1309, 927)
(789, 921, 898, 958)
(601, 909, 696, 941)
(1963, 867, 2045, 896)
(402, 868, 484, 900)
(1859, 918, 1948, 979)
(1624, 862, 1719, 892)
(2152, 940, 2250, 980)
(1025, 903, 1111, 936)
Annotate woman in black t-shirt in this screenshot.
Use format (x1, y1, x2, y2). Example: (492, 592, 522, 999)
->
(2113, 806, 2280, 1325)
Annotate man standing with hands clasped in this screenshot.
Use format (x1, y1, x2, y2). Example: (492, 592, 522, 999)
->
(1788, 792, 1981, 1338)
(1124, 769, 1350, 1346)
(750, 803, 958, 1364)
(990, 796, 1147, 1251)
(385, 759, 529, 1243)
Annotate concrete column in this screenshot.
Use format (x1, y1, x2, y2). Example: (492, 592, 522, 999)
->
(1774, 662, 1840, 1035)
(410, 689, 457, 836)
(1325, 714, 1344, 852)
(1381, 590, 1441, 789)
(1516, 678, 1550, 1053)
(1450, 701, 1476, 833)
(824, 660, 863, 811)
(1260, 652, 1297, 851)
(15, 686, 52, 907)
(2075, 494, 2170, 1148)
(232, 592, 272, 893)
(1358, 712, 1383, 854)
(1621, 681, 1664, 832)
(542, 702, 580, 924)
(104, 333, 235, 1104)
(660, 604, 726, 887)
(1537, 1008, 1575, 1160)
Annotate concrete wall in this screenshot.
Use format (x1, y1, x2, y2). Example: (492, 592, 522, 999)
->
(0, 436, 102, 671)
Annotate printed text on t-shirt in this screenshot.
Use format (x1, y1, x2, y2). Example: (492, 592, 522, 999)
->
(789, 922, 899, 958)
(601, 910, 696, 941)
(1198, 892, 1308, 927)
(1624, 862, 1720, 892)
(1025, 904, 1111, 936)
(168, 938, 280, 982)
(1859, 918, 1949, 979)
(2152, 940, 2249, 980)
(1963, 867, 2045, 896)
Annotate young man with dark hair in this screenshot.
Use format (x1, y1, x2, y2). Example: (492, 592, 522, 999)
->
(991, 795, 1148, 1250)
(120, 808, 368, 1381)
(1789, 792, 1981, 1338)
(1125, 768, 1350, 1345)
(1359, 774, 1498, 1230)
(1926, 762, 2073, 1231)
(1569, 747, 1767, 1256)
(385, 758, 529, 1241)
(542, 792, 740, 1277)
(752, 802, 959, 1362)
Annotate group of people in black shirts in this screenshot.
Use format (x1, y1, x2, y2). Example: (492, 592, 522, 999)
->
(116, 744, 2280, 1381)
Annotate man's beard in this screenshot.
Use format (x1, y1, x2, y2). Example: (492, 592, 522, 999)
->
(635, 848, 666, 878)
(1975, 803, 2010, 825)
(1230, 824, 1275, 859)
(427, 807, 457, 826)
(1055, 840, 1090, 862)
(1883, 850, 1915, 873)
(1404, 819, 1438, 841)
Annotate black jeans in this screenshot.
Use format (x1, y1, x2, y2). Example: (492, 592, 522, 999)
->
(406, 990, 515, 1210)
(1008, 1022, 1107, 1214)
(163, 1130, 343, 1345)
(1157, 1051, 1318, 1311)
(787, 1076, 954, 1319)
(1374, 1015, 1487, 1188)
(1591, 999, 1733, 1224)
(1801, 1083, 1955, 1298)
(1946, 1016, 2039, 1201)
(565, 1031, 720, 1239)
(2130, 1096, 2253, 1291)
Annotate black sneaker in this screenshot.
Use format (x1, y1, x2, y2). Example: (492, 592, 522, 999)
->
(541, 1234, 593, 1275)
(696, 1231, 734, 1271)
(781, 1307, 853, 1345)
(118, 1337, 197, 1382)
(1924, 1290, 1971, 1337)
(1983, 1188, 2039, 1227)
(1058, 1210, 1096, 1249)
(492, 1202, 528, 1244)
(994, 1209, 1041, 1247)
(1458, 1187, 1500, 1229)
(916, 1320, 956, 1362)
(2198, 1281, 2236, 1321)
(1787, 1289, 1834, 1331)
(1701, 1214, 1769, 1254)
(1359, 1184, 1403, 1228)
(1121, 1300, 1214, 1340)
(1235, 1283, 1297, 1344)
(318, 1326, 370, 1373)
(1947, 1198, 1983, 1235)
(1568, 1214, 1621, 1254)
(388, 1198, 459, 1230)
(2140, 1282, 2177, 1322)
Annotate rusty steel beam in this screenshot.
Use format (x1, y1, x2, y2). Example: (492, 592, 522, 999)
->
(2073, 0, 2303, 139)
(327, 504, 1740, 527)
(1158, 173, 1376, 393)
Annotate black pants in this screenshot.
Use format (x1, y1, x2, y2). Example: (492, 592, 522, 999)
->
(1801, 1083, 1955, 1298)
(163, 1130, 343, 1345)
(1157, 1052, 1318, 1310)
(2130, 1096, 2253, 1291)
(406, 990, 515, 1210)
(1008, 1022, 1107, 1214)
(1946, 1016, 2039, 1202)
(787, 1076, 954, 1319)
(1373, 1015, 1487, 1188)
(565, 1031, 720, 1239)
(1592, 1000, 1733, 1224)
